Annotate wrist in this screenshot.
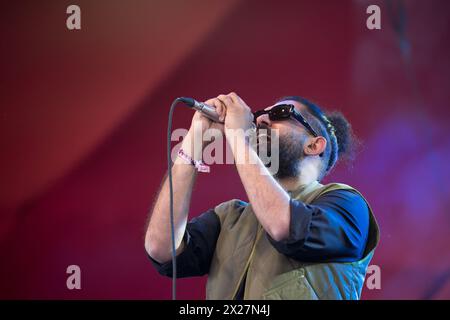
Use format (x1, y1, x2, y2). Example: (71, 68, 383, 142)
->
(226, 129, 252, 166)
(176, 148, 210, 173)
(179, 131, 203, 161)
(226, 128, 251, 151)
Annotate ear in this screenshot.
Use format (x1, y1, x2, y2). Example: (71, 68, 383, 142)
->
(304, 136, 327, 156)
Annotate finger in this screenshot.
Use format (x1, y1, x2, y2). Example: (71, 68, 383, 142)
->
(214, 101, 225, 121)
(227, 92, 236, 103)
(234, 93, 245, 106)
(203, 98, 215, 105)
(211, 98, 227, 121)
(191, 111, 211, 128)
(204, 98, 220, 112)
(204, 98, 223, 115)
(217, 94, 233, 108)
(217, 99, 227, 121)
(228, 92, 250, 113)
(212, 98, 225, 111)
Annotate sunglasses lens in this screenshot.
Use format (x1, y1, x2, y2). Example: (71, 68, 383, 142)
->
(269, 105, 291, 120)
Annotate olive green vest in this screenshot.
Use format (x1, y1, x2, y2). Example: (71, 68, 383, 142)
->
(206, 181, 380, 300)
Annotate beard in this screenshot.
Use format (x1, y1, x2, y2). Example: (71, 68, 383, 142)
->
(256, 124, 305, 179)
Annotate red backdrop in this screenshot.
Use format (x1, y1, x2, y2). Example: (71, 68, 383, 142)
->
(1, 0, 449, 299)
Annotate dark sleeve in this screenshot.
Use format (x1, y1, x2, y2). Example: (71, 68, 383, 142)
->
(268, 189, 369, 263)
(147, 209, 220, 277)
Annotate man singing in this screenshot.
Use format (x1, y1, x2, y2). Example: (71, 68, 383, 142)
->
(144, 93, 379, 300)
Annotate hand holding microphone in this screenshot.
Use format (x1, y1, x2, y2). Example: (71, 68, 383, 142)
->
(178, 97, 225, 123)
(179, 93, 255, 132)
(175, 97, 228, 161)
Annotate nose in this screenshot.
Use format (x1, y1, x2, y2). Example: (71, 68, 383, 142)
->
(256, 113, 272, 128)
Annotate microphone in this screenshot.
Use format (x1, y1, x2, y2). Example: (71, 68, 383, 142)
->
(178, 97, 224, 123)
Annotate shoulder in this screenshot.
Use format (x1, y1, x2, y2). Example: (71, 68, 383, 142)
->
(214, 199, 248, 225)
(313, 184, 370, 226)
(316, 183, 368, 205)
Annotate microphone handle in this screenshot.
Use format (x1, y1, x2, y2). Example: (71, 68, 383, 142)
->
(192, 101, 223, 123)
(178, 97, 223, 123)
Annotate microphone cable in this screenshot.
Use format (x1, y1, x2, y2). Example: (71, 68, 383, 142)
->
(166, 97, 183, 300)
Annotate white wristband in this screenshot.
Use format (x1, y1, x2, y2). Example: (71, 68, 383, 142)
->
(177, 148, 210, 173)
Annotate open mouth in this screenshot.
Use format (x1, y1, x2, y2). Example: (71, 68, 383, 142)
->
(257, 135, 270, 147)
(256, 130, 271, 141)
(256, 131, 272, 158)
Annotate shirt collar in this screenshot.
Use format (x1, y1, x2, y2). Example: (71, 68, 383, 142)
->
(287, 180, 320, 200)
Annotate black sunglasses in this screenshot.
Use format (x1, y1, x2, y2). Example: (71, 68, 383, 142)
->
(253, 104, 319, 137)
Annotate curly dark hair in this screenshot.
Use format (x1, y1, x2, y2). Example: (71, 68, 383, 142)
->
(277, 96, 359, 180)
